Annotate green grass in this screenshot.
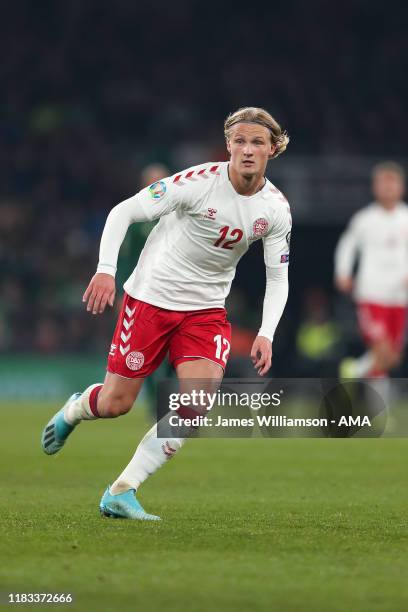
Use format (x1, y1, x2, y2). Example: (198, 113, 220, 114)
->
(1, 402, 408, 611)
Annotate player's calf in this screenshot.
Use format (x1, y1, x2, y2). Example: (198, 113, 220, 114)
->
(93, 371, 144, 417)
(372, 340, 401, 373)
(96, 388, 135, 417)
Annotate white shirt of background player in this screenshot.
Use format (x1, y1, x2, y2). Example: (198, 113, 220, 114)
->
(335, 164, 407, 378)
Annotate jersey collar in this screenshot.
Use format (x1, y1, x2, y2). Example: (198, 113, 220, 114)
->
(224, 163, 271, 200)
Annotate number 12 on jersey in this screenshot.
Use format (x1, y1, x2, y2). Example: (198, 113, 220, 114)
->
(214, 334, 230, 364)
(214, 226, 243, 249)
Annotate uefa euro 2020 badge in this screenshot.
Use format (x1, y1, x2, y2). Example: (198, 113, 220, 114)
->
(149, 180, 167, 200)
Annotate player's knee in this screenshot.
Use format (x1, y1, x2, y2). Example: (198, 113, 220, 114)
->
(389, 351, 402, 370)
(374, 342, 394, 371)
(380, 349, 400, 371)
(98, 392, 134, 417)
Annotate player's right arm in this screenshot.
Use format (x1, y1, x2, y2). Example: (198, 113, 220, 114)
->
(83, 172, 196, 314)
(334, 213, 362, 294)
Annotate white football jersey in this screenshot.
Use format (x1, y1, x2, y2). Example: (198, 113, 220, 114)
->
(335, 202, 408, 306)
(122, 162, 292, 310)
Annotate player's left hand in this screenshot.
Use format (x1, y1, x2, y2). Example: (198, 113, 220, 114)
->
(250, 336, 272, 376)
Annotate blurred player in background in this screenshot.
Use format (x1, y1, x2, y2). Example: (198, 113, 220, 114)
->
(41, 107, 292, 521)
(335, 162, 408, 379)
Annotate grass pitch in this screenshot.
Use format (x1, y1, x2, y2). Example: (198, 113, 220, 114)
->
(1, 402, 408, 612)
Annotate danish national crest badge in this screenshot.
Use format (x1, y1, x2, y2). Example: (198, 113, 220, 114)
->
(252, 218, 269, 238)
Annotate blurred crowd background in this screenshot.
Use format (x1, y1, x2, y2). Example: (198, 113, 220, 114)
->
(1, 0, 407, 378)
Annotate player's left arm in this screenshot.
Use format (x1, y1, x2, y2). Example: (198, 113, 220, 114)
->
(334, 212, 362, 293)
(251, 202, 291, 376)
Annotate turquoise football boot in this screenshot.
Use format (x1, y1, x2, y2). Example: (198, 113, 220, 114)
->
(41, 392, 81, 455)
(99, 487, 161, 521)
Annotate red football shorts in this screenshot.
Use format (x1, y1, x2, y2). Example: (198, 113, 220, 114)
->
(357, 302, 407, 351)
(107, 294, 232, 378)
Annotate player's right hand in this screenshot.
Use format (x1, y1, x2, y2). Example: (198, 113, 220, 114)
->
(82, 273, 116, 315)
(335, 276, 353, 294)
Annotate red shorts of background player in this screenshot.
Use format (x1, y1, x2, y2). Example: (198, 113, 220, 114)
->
(357, 302, 407, 352)
(107, 294, 232, 378)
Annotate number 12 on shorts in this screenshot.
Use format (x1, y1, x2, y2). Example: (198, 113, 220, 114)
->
(214, 334, 230, 364)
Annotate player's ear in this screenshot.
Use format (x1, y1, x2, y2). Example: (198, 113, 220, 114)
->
(268, 144, 276, 159)
(226, 139, 232, 156)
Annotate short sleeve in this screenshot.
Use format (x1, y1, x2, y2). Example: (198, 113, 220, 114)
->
(263, 202, 292, 267)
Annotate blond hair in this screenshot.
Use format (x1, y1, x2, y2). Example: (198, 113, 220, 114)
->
(372, 160, 406, 181)
(224, 107, 289, 159)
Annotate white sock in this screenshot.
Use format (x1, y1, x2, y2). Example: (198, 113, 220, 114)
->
(353, 352, 375, 377)
(110, 413, 191, 494)
(64, 383, 102, 425)
(367, 377, 391, 411)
